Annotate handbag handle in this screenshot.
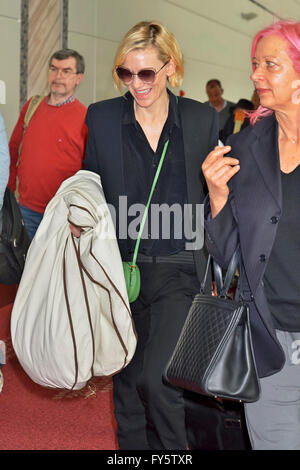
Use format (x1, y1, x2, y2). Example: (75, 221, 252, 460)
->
(218, 246, 240, 298)
(200, 246, 241, 297)
(213, 261, 223, 295)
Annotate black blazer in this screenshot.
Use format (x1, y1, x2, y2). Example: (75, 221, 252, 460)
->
(205, 114, 286, 378)
(83, 92, 218, 283)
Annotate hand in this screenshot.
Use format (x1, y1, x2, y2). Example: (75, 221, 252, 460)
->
(212, 281, 218, 296)
(202, 145, 240, 218)
(69, 223, 81, 238)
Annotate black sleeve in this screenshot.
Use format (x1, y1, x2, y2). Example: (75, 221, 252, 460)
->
(209, 107, 219, 149)
(83, 105, 100, 174)
(204, 193, 239, 268)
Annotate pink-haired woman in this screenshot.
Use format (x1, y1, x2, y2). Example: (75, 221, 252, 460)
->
(202, 20, 300, 450)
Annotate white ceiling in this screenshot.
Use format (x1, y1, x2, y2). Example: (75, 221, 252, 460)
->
(166, 0, 300, 38)
(68, 0, 300, 106)
(159, 0, 299, 101)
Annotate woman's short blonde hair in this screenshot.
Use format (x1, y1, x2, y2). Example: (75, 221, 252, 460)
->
(112, 21, 184, 92)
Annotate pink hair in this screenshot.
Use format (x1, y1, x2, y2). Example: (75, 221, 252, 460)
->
(249, 20, 300, 125)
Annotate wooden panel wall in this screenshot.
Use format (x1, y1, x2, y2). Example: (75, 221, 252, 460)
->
(27, 0, 61, 98)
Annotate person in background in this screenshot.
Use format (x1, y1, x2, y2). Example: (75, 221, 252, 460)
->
(205, 79, 235, 135)
(220, 98, 254, 143)
(8, 49, 88, 240)
(71, 20, 218, 450)
(202, 19, 300, 450)
(0, 112, 9, 213)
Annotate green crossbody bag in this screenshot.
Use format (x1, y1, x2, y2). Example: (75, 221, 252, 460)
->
(123, 139, 169, 303)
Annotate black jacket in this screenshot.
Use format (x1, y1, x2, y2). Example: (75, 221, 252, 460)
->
(83, 91, 218, 283)
(205, 114, 286, 378)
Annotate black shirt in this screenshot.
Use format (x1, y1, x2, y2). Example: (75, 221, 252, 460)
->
(122, 91, 188, 256)
(263, 164, 300, 331)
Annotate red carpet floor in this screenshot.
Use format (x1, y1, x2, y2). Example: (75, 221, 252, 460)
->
(0, 303, 118, 450)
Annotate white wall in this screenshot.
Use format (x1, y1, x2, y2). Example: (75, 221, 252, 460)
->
(68, 0, 264, 108)
(0, 0, 21, 137)
(3, 0, 299, 136)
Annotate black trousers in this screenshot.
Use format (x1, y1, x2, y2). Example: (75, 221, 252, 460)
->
(113, 261, 200, 450)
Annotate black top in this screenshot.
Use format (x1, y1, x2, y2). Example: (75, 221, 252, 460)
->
(263, 164, 300, 331)
(122, 91, 188, 256)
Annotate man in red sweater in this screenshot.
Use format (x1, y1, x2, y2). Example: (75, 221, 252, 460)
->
(8, 49, 88, 240)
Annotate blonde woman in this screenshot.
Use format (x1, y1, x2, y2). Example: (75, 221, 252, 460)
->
(72, 21, 218, 450)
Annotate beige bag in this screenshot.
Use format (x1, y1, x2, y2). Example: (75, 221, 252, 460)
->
(11, 170, 137, 390)
(23, 95, 44, 131)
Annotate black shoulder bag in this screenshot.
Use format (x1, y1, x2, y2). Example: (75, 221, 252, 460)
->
(164, 247, 261, 402)
(0, 188, 30, 284)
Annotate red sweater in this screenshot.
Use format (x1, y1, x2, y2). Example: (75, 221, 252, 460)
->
(8, 97, 88, 213)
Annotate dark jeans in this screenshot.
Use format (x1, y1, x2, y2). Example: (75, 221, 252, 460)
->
(113, 261, 200, 450)
(19, 204, 43, 240)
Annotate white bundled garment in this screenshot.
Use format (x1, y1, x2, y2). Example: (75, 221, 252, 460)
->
(11, 170, 137, 390)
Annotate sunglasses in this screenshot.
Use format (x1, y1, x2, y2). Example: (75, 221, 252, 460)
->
(115, 61, 169, 85)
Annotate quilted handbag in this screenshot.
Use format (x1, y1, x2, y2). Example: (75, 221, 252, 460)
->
(165, 247, 261, 402)
(0, 188, 30, 284)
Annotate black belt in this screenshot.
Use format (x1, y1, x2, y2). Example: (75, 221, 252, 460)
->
(134, 251, 194, 265)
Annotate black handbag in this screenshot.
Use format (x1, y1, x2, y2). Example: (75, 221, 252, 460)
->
(164, 247, 261, 402)
(0, 188, 30, 284)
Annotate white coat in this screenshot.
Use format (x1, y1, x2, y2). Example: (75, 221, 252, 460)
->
(11, 170, 137, 390)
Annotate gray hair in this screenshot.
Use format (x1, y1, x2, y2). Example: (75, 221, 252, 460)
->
(49, 49, 85, 74)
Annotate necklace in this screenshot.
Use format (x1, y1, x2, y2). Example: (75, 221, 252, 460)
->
(279, 126, 297, 144)
(284, 131, 296, 144)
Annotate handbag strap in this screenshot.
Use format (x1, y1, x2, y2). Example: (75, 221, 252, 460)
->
(24, 95, 44, 131)
(218, 246, 240, 298)
(129, 96, 180, 267)
(213, 261, 223, 295)
(200, 246, 241, 297)
(130, 139, 169, 266)
(200, 253, 212, 294)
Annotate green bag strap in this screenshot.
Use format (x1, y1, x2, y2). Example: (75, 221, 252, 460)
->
(130, 139, 169, 267)
(129, 96, 178, 267)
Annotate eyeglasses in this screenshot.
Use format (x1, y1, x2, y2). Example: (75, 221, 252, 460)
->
(115, 61, 169, 85)
(49, 65, 79, 78)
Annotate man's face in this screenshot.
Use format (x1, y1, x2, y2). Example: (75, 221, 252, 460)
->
(206, 84, 224, 107)
(48, 57, 83, 99)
